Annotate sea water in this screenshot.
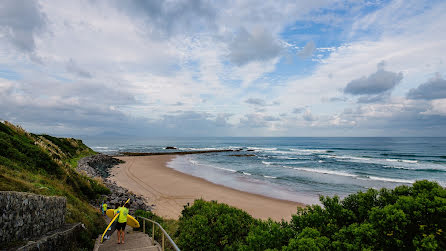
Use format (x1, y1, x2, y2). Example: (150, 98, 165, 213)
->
(86, 137, 446, 205)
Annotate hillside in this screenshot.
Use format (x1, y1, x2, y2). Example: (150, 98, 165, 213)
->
(0, 121, 109, 249)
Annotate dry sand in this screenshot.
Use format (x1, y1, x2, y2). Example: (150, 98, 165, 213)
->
(110, 155, 304, 221)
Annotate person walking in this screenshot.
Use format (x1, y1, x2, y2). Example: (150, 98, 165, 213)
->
(115, 202, 130, 244)
(102, 203, 107, 215)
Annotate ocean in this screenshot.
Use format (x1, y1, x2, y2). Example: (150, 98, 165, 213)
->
(85, 137, 446, 205)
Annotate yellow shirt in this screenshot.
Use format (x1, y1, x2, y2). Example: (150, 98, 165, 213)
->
(117, 207, 129, 223)
(102, 204, 107, 211)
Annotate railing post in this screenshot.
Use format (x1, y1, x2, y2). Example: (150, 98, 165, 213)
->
(137, 216, 180, 251)
(162, 233, 165, 251)
(143, 219, 146, 234)
(152, 222, 155, 243)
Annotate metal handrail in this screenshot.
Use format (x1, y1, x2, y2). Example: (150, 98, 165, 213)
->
(137, 216, 180, 251)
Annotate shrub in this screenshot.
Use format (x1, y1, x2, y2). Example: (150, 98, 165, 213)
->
(175, 199, 254, 250)
(175, 181, 445, 250)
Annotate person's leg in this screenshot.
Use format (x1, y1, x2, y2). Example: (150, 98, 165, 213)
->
(121, 229, 125, 244)
(116, 223, 122, 244)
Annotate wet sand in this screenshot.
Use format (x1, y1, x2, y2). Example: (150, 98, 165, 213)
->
(110, 155, 304, 221)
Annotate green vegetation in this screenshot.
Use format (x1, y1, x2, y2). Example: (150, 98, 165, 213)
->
(135, 210, 179, 244)
(0, 121, 109, 249)
(174, 181, 446, 250)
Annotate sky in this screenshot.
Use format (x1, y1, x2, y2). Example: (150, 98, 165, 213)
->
(1, 0, 446, 137)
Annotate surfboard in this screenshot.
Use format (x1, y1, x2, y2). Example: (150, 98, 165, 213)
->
(106, 209, 140, 228)
(100, 198, 131, 243)
(101, 213, 119, 243)
(106, 209, 115, 219)
(127, 215, 140, 228)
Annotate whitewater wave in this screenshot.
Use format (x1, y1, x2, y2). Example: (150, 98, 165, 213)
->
(290, 149, 328, 154)
(180, 147, 219, 151)
(366, 176, 415, 184)
(382, 165, 446, 172)
(327, 154, 437, 169)
(292, 167, 358, 178)
(214, 167, 237, 173)
(247, 147, 278, 151)
(264, 175, 277, 179)
(274, 156, 300, 160)
(187, 158, 199, 166)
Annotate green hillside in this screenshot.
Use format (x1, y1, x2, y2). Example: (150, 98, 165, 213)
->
(0, 121, 109, 249)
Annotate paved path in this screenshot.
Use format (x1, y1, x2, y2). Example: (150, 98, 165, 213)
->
(95, 220, 160, 251)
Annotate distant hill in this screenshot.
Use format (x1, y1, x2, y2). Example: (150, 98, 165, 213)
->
(0, 121, 109, 249)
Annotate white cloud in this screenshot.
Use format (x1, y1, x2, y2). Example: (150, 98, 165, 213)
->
(298, 41, 315, 58)
(1, 0, 446, 136)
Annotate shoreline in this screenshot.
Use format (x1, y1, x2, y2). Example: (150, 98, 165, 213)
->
(110, 155, 305, 221)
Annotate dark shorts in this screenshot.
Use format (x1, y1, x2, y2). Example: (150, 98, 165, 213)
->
(116, 222, 127, 231)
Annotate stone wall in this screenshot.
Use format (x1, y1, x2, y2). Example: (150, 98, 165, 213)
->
(0, 191, 66, 244)
(16, 223, 82, 251)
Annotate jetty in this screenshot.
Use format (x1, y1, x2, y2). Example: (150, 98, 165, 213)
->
(120, 149, 236, 156)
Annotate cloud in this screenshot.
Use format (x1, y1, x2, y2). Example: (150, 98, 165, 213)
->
(344, 61, 403, 95)
(357, 93, 390, 103)
(422, 99, 446, 116)
(407, 73, 446, 100)
(264, 115, 280, 121)
(0, 0, 46, 53)
(1, 0, 446, 137)
(298, 41, 315, 58)
(239, 113, 281, 128)
(333, 100, 446, 136)
(292, 107, 305, 113)
(215, 113, 233, 127)
(228, 28, 282, 66)
(116, 0, 216, 38)
(245, 98, 267, 106)
(0, 78, 139, 134)
(329, 97, 348, 102)
(66, 59, 92, 78)
(302, 109, 317, 121)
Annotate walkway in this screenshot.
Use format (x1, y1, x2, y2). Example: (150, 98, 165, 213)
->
(95, 224, 160, 251)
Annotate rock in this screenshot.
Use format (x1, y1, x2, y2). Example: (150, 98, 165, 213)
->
(76, 154, 123, 179)
(77, 154, 153, 213)
(246, 149, 255, 152)
(165, 146, 177, 149)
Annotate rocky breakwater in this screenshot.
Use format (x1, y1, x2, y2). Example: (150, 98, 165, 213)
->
(77, 154, 151, 213)
(77, 154, 123, 178)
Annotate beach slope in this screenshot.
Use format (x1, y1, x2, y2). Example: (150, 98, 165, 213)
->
(110, 155, 303, 221)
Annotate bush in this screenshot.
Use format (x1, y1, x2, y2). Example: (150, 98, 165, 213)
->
(290, 180, 446, 250)
(175, 181, 445, 250)
(239, 219, 295, 250)
(175, 199, 254, 250)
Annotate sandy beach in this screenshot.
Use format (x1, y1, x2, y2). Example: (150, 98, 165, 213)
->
(110, 155, 304, 221)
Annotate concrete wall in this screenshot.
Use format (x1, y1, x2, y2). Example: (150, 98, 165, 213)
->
(0, 191, 66, 244)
